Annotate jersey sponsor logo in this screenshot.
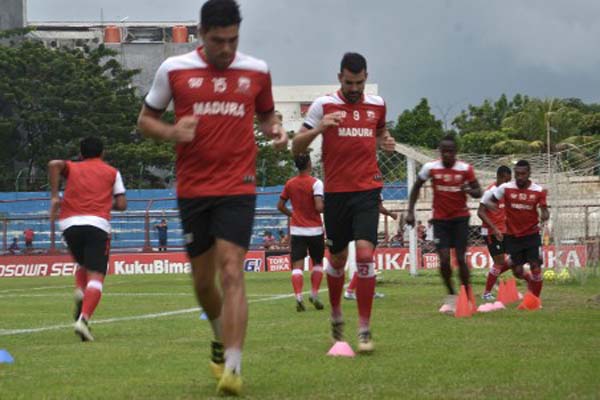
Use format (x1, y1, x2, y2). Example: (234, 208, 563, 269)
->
(510, 193, 518, 199)
(338, 127, 373, 137)
(435, 185, 462, 192)
(188, 77, 204, 88)
(242, 175, 255, 184)
(193, 101, 246, 118)
(511, 203, 534, 210)
(366, 110, 376, 121)
(519, 193, 528, 200)
(454, 174, 462, 182)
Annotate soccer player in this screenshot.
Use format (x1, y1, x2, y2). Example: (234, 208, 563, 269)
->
(136, 0, 286, 395)
(48, 137, 127, 342)
(406, 135, 482, 313)
(277, 153, 325, 312)
(292, 52, 396, 352)
(478, 166, 512, 301)
(484, 160, 549, 302)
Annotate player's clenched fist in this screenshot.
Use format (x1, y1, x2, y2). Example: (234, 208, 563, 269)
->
(171, 116, 198, 142)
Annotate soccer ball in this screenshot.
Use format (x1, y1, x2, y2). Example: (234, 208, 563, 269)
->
(543, 269, 556, 282)
(557, 269, 572, 283)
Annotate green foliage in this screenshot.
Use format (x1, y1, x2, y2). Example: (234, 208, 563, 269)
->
(0, 41, 141, 190)
(452, 94, 525, 134)
(255, 120, 294, 187)
(390, 98, 444, 149)
(490, 139, 533, 155)
(459, 130, 508, 154)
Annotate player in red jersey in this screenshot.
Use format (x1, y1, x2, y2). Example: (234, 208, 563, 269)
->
(48, 137, 127, 342)
(292, 52, 396, 353)
(406, 135, 482, 314)
(484, 160, 549, 301)
(136, 0, 286, 395)
(277, 153, 325, 312)
(478, 166, 512, 301)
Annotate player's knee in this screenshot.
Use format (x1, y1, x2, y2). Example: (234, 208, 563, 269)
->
(219, 265, 243, 290)
(530, 266, 543, 281)
(356, 247, 374, 264)
(328, 255, 345, 270)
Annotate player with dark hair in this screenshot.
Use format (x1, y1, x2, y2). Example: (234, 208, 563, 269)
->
(406, 135, 482, 313)
(478, 165, 512, 301)
(484, 160, 549, 305)
(277, 153, 325, 312)
(48, 137, 127, 341)
(293, 52, 396, 352)
(137, 0, 287, 395)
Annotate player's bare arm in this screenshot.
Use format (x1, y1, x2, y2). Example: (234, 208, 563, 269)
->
(379, 202, 398, 220)
(113, 194, 127, 211)
(376, 128, 396, 153)
(291, 112, 342, 156)
(277, 198, 292, 218)
(461, 179, 483, 198)
(540, 205, 550, 224)
(137, 105, 197, 143)
(406, 177, 426, 226)
(314, 196, 324, 213)
(257, 111, 288, 150)
(48, 159, 66, 221)
(477, 203, 502, 241)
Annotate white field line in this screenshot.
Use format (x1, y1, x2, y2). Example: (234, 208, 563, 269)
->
(0, 289, 326, 336)
(0, 285, 74, 294)
(0, 292, 278, 299)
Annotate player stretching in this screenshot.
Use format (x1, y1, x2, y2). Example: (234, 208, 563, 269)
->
(137, 0, 287, 395)
(406, 135, 482, 313)
(478, 166, 512, 301)
(484, 160, 549, 304)
(277, 153, 325, 312)
(293, 52, 396, 352)
(48, 137, 127, 341)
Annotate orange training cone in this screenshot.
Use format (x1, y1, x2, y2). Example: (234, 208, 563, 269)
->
(497, 280, 507, 305)
(455, 285, 472, 318)
(467, 285, 477, 314)
(506, 278, 520, 304)
(517, 291, 542, 311)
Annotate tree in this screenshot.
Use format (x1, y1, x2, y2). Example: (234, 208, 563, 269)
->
(460, 131, 509, 154)
(391, 98, 444, 149)
(452, 94, 525, 134)
(0, 40, 141, 190)
(254, 120, 294, 187)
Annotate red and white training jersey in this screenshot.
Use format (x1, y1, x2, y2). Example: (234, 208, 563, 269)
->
(492, 180, 547, 237)
(480, 183, 506, 235)
(58, 158, 126, 233)
(303, 91, 386, 193)
(145, 47, 275, 197)
(418, 159, 476, 220)
(280, 175, 324, 236)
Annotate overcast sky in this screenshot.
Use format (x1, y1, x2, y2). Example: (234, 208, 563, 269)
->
(27, 0, 600, 124)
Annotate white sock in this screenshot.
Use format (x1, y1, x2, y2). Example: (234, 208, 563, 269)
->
(225, 348, 242, 374)
(209, 317, 222, 342)
(296, 294, 303, 302)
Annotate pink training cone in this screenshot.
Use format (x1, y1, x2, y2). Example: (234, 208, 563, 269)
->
(327, 341, 356, 357)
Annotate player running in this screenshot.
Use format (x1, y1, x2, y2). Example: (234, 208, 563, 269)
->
(406, 135, 482, 314)
(137, 0, 287, 395)
(292, 52, 396, 352)
(478, 165, 512, 301)
(484, 160, 549, 305)
(277, 153, 325, 312)
(48, 137, 127, 342)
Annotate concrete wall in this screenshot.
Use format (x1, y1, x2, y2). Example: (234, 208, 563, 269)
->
(0, 0, 26, 30)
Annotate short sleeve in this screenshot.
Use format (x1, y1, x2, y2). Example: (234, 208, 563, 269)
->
(466, 164, 476, 183)
(492, 184, 506, 201)
(377, 103, 387, 130)
(255, 72, 275, 114)
(417, 162, 432, 181)
(113, 171, 126, 195)
(481, 187, 495, 204)
(144, 60, 173, 111)
(280, 182, 289, 200)
(303, 98, 324, 129)
(312, 179, 324, 197)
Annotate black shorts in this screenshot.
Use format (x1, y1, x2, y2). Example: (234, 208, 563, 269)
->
(178, 195, 256, 258)
(505, 233, 542, 266)
(324, 188, 381, 254)
(432, 217, 469, 250)
(290, 234, 325, 264)
(485, 235, 505, 257)
(63, 226, 110, 274)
